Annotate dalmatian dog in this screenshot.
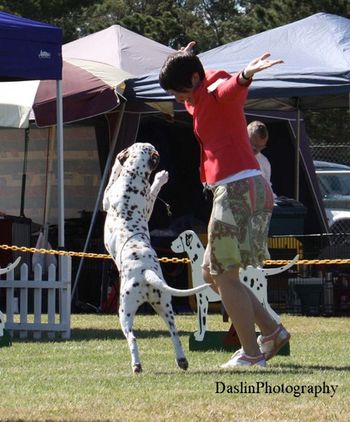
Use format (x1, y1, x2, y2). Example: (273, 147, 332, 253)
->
(103, 143, 209, 373)
(171, 230, 298, 341)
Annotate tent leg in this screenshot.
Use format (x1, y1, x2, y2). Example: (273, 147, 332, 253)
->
(294, 104, 301, 201)
(56, 80, 65, 249)
(71, 102, 126, 304)
(20, 128, 30, 217)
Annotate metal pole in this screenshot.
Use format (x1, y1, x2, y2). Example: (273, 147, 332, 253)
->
(295, 101, 301, 201)
(20, 128, 30, 217)
(71, 102, 126, 302)
(43, 126, 56, 244)
(56, 80, 65, 248)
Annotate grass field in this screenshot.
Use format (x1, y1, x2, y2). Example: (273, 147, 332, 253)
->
(0, 313, 349, 421)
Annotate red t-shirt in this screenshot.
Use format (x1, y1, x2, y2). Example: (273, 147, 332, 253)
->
(185, 70, 259, 184)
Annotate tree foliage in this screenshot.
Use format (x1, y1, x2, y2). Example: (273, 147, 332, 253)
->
(0, 0, 348, 48)
(0, 0, 97, 42)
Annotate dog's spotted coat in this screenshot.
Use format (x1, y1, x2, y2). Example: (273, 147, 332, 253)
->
(103, 143, 208, 373)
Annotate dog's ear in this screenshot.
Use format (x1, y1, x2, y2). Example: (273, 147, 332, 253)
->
(117, 148, 129, 165)
(185, 233, 193, 247)
(149, 151, 160, 171)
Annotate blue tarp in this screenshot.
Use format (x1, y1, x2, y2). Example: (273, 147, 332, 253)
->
(0, 11, 62, 81)
(125, 13, 350, 110)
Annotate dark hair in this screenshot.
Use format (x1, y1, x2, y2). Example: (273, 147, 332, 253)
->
(159, 51, 205, 92)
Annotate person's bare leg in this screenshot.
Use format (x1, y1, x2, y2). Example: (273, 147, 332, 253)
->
(202, 265, 219, 294)
(244, 285, 279, 335)
(203, 266, 279, 345)
(213, 267, 261, 357)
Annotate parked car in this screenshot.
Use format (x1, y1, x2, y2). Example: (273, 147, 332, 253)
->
(314, 160, 350, 238)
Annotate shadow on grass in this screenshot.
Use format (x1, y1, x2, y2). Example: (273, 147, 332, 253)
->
(276, 363, 350, 372)
(155, 363, 350, 376)
(70, 328, 192, 341)
(12, 328, 192, 343)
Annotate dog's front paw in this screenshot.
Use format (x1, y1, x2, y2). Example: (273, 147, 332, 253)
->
(154, 170, 169, 187)
(177, 357, 189, 371)
(132, 363, 142, 374)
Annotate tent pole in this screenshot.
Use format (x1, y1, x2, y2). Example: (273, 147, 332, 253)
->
(20, 127, 30, 217)
(71, 102, 126, 304)
(42, 126, 56, 245)
(295, 100, 301, 201)
(56, 80, 65, 249)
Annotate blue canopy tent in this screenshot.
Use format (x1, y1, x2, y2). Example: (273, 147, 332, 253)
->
(125, 13, 350, 108)
(124, 12, 350, 235)
(0, 12, 61, 81)
(0, 11, 65, 247)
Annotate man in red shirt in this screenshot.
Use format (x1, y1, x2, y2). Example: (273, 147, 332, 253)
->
(159, 43, 290, 368)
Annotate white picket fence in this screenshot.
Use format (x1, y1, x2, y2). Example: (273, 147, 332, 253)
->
(0, 256, 71, 339)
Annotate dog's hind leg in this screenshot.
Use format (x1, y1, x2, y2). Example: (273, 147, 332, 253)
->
(119, 299, 142, 373)
(152, 298, 189, 371)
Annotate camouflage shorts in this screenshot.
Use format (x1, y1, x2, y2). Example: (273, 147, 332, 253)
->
(203, 175, 274, 275)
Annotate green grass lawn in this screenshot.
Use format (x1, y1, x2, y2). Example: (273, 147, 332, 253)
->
(0, 313, 349, 421)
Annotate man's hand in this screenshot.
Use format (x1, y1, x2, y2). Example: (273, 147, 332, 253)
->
(243, 53, 283, 79)
(179, 41, 196, 53)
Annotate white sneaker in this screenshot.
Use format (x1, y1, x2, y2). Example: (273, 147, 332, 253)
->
(257, 324, 290, 361)
(220, 348, 266, 368)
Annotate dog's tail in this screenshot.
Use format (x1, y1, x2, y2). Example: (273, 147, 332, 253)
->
(144, 269, 210, 297)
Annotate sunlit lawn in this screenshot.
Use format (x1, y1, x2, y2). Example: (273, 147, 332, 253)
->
(0, 313, 349, 421)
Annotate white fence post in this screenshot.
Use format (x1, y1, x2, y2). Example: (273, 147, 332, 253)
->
(5, 264, 15, 338)
(47, 263, 56, 340)
(60, 256, 71, 339)
(33, 263, 43, 339)
(0, 257, 71, 339)
(19, 263, 28, 339)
